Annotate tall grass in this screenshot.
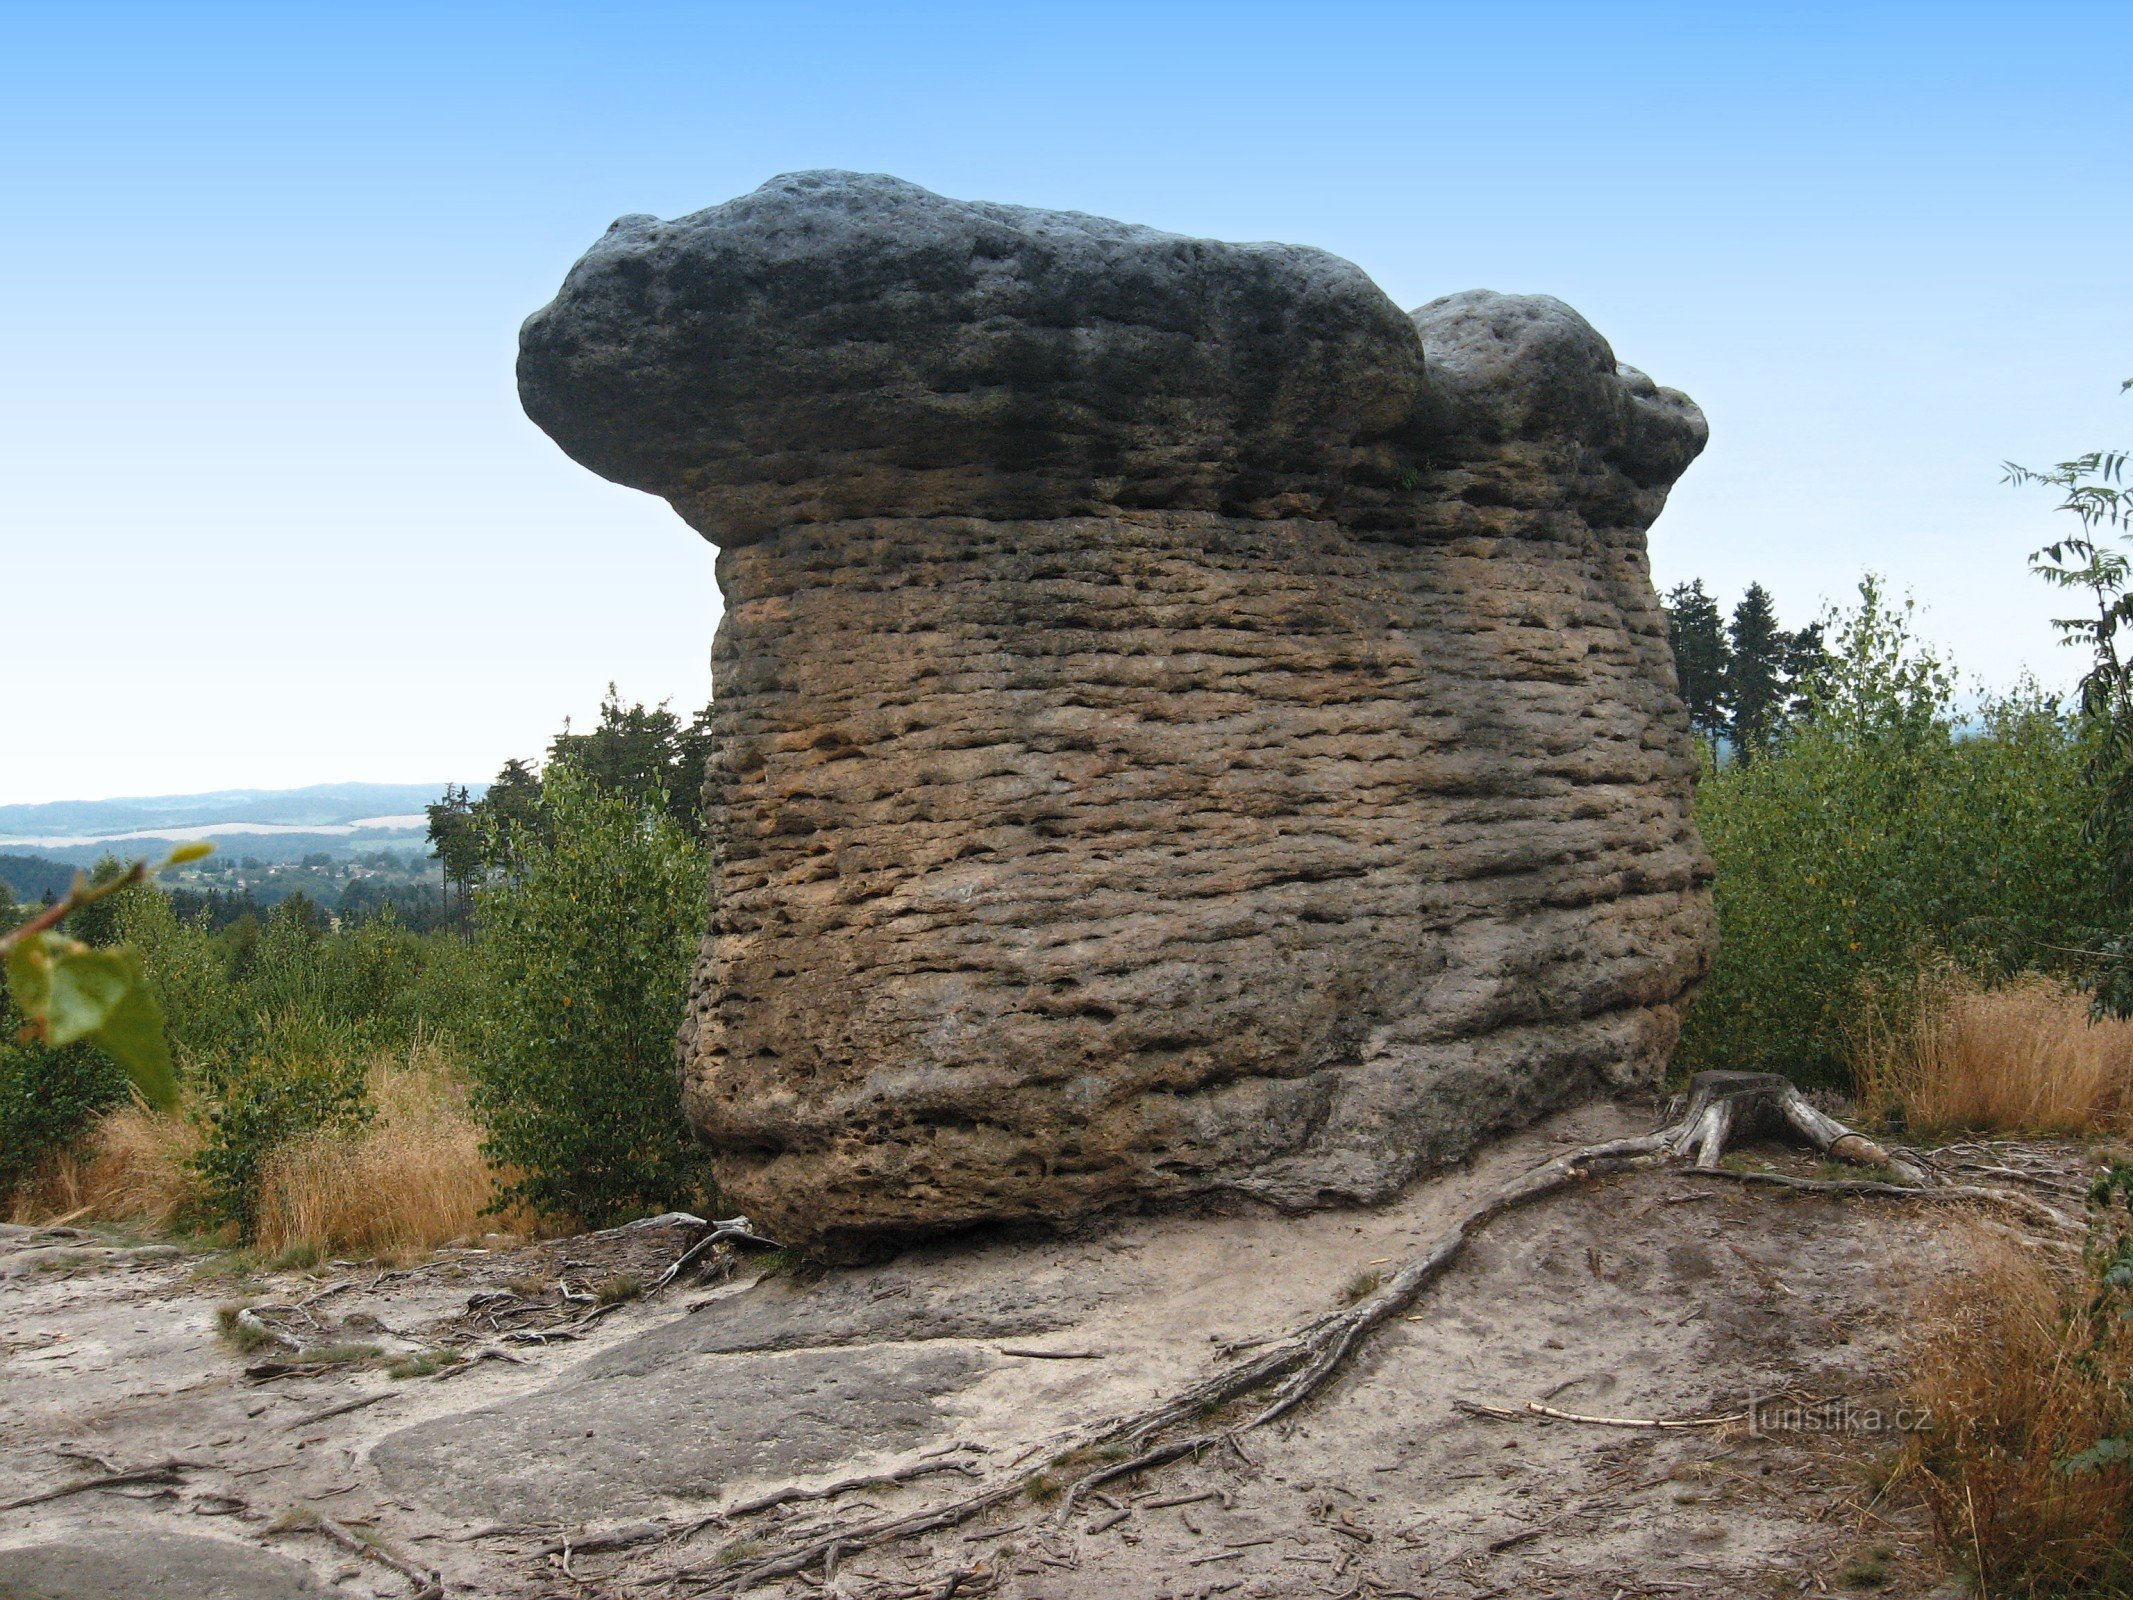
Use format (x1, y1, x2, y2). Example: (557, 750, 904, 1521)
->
(7, 1104, 201, 1228)
(8, 1046, 520, 1259)
(1854, 972, 2133, 1136)
(1902, 1233, 2133, 1597)
(255, 1048, 517, 1259)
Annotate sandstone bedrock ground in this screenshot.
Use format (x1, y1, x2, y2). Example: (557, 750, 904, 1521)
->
(520, 171, 1718, 1255)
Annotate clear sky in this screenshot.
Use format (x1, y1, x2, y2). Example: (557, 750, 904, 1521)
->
(5, 0, 2128, 805)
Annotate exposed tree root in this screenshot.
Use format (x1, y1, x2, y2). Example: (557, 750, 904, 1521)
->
(0, 1459, 198, 1511)
(275, 1507, 441, 1599)
(662, 1076, 2008, 1595)
(1455, 1398, 1745, 1430)
(1677, 1165, 2080, 1230)
(648, 1216, 781, 1297)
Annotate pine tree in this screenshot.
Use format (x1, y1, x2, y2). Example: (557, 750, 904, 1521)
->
(1726, 584, 1787, 763)
(424, 784, 481, 924)
(1663, 580, 1729, 749)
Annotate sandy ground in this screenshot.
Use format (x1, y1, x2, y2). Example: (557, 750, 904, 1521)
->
(0, 1098, 2070, 1600)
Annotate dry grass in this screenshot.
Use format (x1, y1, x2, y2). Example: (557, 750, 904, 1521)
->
(7, 1104, 204, 1229)
(1854, 970, 2133, 1137)
(1900, 1231, 2133, 1597)
(254, 1051, 515, 1261)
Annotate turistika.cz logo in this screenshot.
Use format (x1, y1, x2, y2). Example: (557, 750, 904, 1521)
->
(1747, 1395, 1930, 1436)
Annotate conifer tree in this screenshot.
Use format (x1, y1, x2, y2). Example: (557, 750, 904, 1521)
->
(1663, 580, 1729, 749)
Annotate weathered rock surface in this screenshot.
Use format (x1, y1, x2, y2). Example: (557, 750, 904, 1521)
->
(0, 1532, 319, 1598)
(520, 171, 1717, 1253)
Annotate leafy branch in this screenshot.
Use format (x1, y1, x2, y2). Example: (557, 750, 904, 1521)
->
(1, 842, 212, 1109)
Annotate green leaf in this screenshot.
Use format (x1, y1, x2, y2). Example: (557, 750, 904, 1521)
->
(5, 936, 178, 1110)
(44, 944, 135, 1046)
(165, 841, 214, 865)
(89, 975, 178, 1110)
(4, 933, 57, 1023)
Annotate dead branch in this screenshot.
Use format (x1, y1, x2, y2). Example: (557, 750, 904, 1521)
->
(285, 1394, 387, 1430)
(1454, 1399, 1743, 1430)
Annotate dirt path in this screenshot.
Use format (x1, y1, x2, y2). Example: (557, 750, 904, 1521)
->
(0, 1101, 2032, 1598)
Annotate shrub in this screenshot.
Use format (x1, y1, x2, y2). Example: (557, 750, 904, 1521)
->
(468, 759, 712, 1228)
(117, 887, 246, 1077)
(1678, 578, 2104, 1086)
(0, 894, 118, 1196)
(194, 1054, 370, 1235)
(0, 1038, 128, 1201)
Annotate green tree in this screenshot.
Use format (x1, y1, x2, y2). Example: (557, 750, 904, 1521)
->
(550, 686, 718, 841)
(1664, 580, 1729, 749)
(549, 686, 686, 810)
(673, 701, 717, 840)
(1725, 584, 1788, 762)
(425, 783, 481, 925)
(467, 759, 712, 1227)
(473, 757, 546, 862)
(1678, 577, 2101, 1084)
(2009, 406, 2133, 1012)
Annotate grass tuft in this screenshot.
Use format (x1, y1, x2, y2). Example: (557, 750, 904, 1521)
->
(595, 1272, 643, 1306)
(1855, 970, 2133, 1136)
(214, 1303, 276, 1353)
(1900, 1229, 2133, 1594)
(386, 1349, 462, 1380)
(255, 1051, 520, 1261)
(1341, 1270, 1383, 1305)
(1837, 1543, 1893, 1589)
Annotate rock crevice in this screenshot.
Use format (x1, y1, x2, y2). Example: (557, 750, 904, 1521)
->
(521, 171, 1717, 1254)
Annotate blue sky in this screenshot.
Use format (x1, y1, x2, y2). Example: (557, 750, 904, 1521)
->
(4, 0, 2128, 803)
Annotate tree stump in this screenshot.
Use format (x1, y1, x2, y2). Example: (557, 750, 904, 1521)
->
(1658, 1071, 1922, 1183)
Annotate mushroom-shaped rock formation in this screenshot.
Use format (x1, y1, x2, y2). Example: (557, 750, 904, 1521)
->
(521, 172, 1717, 1256)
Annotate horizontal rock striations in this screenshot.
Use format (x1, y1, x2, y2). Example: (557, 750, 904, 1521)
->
(521, 172, 1717, 1255)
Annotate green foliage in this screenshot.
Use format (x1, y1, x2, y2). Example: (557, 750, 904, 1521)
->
(549, 684, 715, 838)
(0, 1033, 127, 1195)
(2009, 404, 2133, 1015)
(194, 1055, 371, 1233)
(114, 887, 246, 1075)
(1677, 576, 2105, 1086)
(5, 939, 175, 1107)
(1661, 580, 1826, 763)
(1664, 579, 1728, 744)
(468, 758, 712, 1228)
(0, 844, 214, 1118)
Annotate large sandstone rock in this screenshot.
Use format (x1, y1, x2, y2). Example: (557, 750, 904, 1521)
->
(520, 172, 1716, 1255)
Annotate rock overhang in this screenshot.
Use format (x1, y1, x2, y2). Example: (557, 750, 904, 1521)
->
(519, 170, 1705, 545)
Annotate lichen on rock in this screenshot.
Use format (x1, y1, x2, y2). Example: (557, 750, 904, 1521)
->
(520, 171, 1717, 1256)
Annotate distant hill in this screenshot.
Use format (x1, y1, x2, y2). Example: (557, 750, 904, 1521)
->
(0, 853, 75, 902)
(0, 782, 457, 841)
